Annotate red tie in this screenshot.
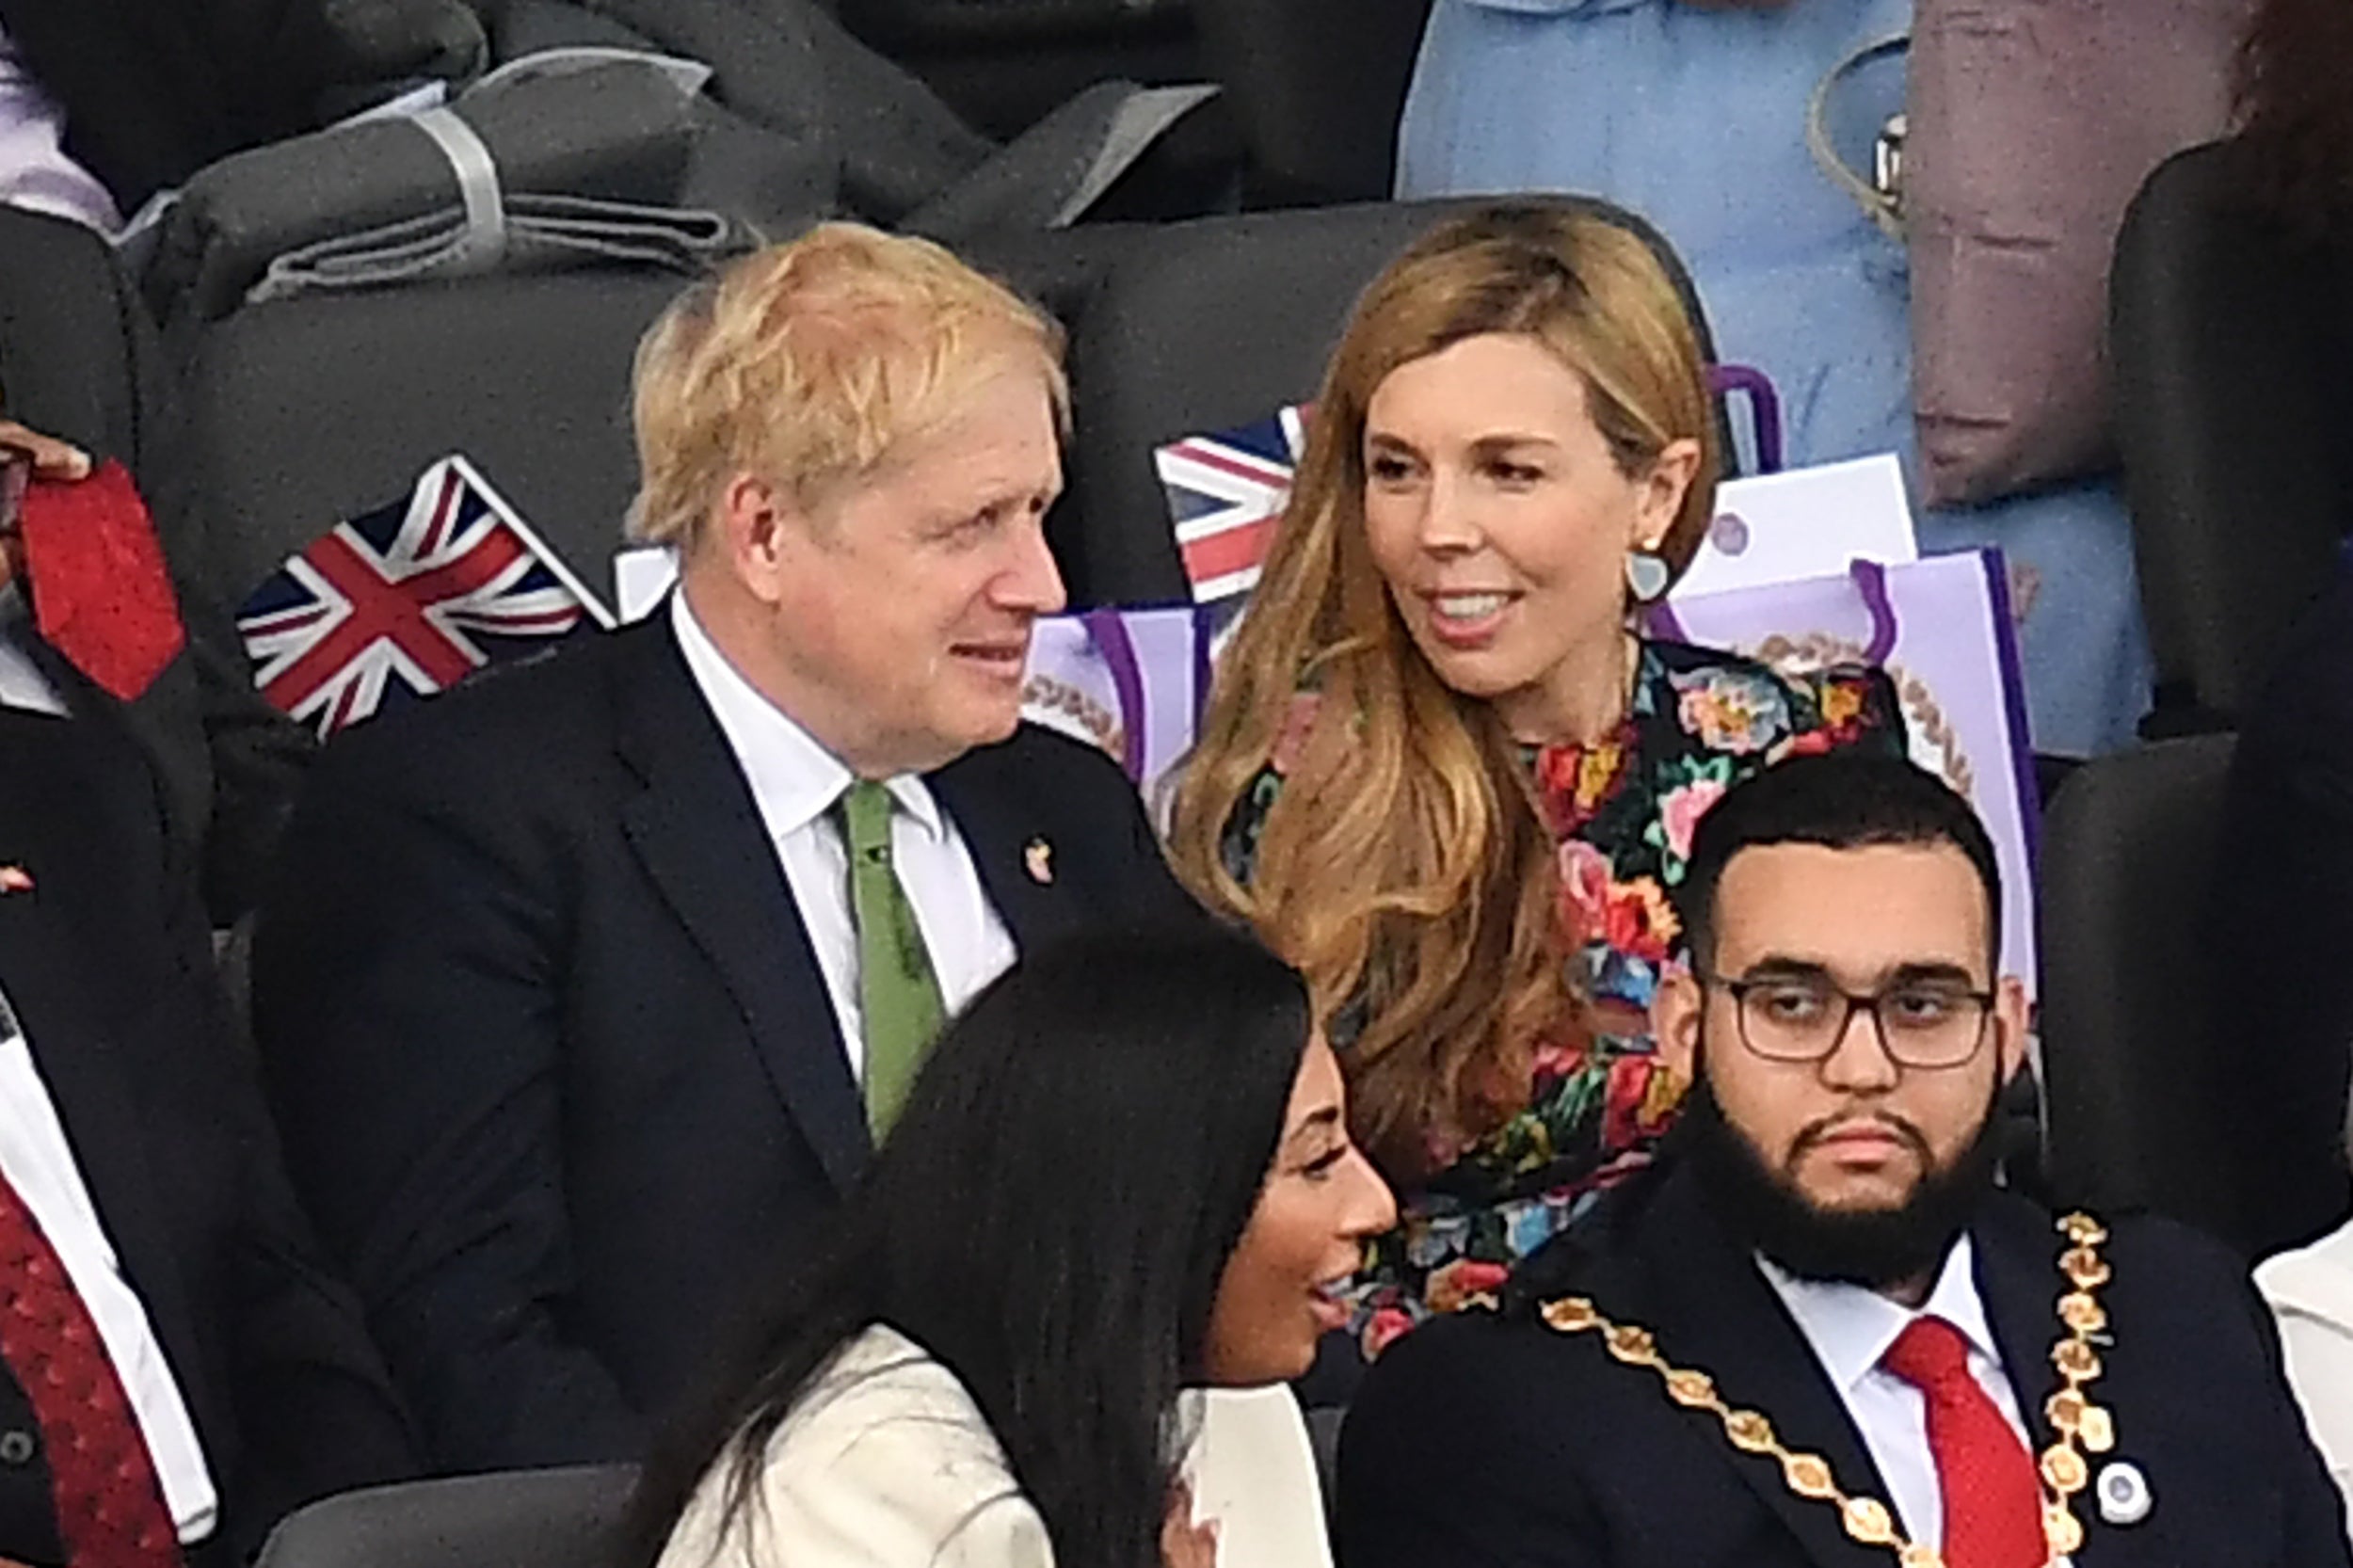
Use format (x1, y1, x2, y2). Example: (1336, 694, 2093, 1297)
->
(0, 1170, 181, 1567)
(15, 459, 187, 703)
(1881, 1315, 2044, 1568)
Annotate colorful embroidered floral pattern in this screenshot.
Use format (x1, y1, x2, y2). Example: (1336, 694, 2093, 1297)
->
(1220, 641, 1904, 1364)
(1672, 665, 1792, 756)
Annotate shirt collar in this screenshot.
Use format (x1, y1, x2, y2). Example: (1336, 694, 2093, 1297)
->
(667, 591, 944, 843)
(1757, 1234, 1999, 1396)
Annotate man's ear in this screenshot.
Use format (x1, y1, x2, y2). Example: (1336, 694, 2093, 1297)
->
(714, 473, 804, 608)
(1991, 975, 2031, 1088)
(1653, 967, 1705, 1087)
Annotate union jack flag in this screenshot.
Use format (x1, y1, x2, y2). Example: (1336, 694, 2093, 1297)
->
(237, 455, 615, 737)
(1153, 404, 1310, 603)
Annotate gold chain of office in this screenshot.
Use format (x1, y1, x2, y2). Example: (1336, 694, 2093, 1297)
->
(1535, 1212, 2117, 1568)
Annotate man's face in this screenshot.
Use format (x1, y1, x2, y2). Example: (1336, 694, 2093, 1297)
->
(1656, 841, 2028, 1222)
(744, 357, 1066, 777)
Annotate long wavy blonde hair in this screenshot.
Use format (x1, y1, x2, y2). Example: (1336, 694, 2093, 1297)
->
(1168, 203, 1721, 1176)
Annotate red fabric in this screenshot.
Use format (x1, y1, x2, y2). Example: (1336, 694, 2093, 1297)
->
(0, 1168, 181, 1567)
(1881, 1315, 2044, 1568)
(16, 460, 185, 702)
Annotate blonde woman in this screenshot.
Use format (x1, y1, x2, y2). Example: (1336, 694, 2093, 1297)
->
(1170, 203, 1905, 1363)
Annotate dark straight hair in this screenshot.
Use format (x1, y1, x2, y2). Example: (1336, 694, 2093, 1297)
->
(1673, 751, 2004, 971)
(629, 927, 1313, 1568)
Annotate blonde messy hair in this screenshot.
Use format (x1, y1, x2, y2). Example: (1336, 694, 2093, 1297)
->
(626, 222, 1067, 552)
(1169, 204, 1721, 1176)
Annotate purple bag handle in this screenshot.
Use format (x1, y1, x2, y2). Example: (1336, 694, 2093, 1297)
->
(1642, 558, 1898, 663)
(1079, 608, 1149, 782)
(1707, 363, 1785, 476)
(1849, 558, 1899, 664)
(1642, 600, 1690, 641)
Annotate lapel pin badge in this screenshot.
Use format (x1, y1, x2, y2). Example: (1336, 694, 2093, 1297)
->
(2095, 1460, 2152, 1526)
(0, 865, 31, 895)
(1023, 838, 1053, 886)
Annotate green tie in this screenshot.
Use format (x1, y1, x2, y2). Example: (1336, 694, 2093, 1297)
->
(836, 780, 945, 1139)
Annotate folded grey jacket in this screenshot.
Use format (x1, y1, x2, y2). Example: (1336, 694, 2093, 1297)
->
(145, 54, 716, 326)
(247, 193, 746, 309)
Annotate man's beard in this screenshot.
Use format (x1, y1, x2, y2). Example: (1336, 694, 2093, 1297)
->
(1681, 1058, 2005, 1291)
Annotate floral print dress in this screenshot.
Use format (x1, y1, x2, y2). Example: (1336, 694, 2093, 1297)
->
(1224, 640, 1904, 1360)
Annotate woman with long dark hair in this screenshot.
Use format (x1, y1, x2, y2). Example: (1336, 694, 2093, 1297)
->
(632, 929, 1395, 1568)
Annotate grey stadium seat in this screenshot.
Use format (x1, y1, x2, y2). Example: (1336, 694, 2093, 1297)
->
(256, 1465, 635, 1568)
(172, 269, 680, 616)
(2037, 733, 2239, 1240)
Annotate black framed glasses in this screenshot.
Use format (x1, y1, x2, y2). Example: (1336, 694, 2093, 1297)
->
(1700, 972, 1995, 1070)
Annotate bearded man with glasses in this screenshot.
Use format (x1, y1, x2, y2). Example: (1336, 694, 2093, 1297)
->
(1339, 751, 2345, 1568)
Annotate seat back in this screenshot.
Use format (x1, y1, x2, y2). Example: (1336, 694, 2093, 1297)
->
(0, 207, 162, 472)
(2110, 140, 2353, 727)
(2038, 733, 2238, 1237)
(1062, 196, 1723, 608)
(255, 1465, 636, 1568)
(173, 270, 685, 616)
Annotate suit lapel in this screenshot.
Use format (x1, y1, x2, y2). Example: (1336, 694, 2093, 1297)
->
(1971, 1196, 2064, 1464)
(610, 620, 870, 1193)
(929, 739, 1077, 951)
(0, 759, 214, 1432)
(1625, 1167, 1905, 1568)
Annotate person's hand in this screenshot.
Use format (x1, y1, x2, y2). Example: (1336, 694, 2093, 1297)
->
(1160, 1480, 1220, 1568)
(0, 418, 92, 591)
(0, 419, 91, 482)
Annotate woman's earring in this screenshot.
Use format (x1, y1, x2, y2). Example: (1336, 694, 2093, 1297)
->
(1625, 550, 1672, 604)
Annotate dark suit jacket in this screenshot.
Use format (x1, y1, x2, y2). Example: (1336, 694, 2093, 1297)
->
(254, 613, 1204, 1470)
(1339, 1160, 2349, 1568)
(0, 202, 313, 921)
(0, 710, 413, 1566)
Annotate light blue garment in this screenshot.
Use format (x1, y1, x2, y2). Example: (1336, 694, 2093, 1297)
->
(1398, 0, 2151, 756)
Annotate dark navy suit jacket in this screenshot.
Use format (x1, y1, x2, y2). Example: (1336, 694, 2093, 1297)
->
(1341, 1159, 2349, 1568)
(256, 613, 1202, 1470)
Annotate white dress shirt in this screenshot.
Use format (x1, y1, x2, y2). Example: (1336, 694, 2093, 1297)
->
(1758, 1237, 2030, 1552)
(0, 983, 216, 1542)
(0, 586, 69, 717)
(670, 593, 1016, 1075)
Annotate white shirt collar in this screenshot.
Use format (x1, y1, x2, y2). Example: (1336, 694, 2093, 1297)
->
(1757, 1235, 2001, 1397)
(667, 590, 943, 844)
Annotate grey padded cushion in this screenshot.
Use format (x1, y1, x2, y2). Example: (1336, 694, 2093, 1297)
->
(1062, 196, 1723, 608)
(177, 268, 682, 612)
(2037, 732, 2238, 1237)
(255, 1464, 635, 1568)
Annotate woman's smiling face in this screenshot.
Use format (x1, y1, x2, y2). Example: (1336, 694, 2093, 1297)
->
(1358, 331, 1696, 741)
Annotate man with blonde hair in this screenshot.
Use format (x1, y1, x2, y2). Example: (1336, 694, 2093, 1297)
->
(255, 224, 1197, 1469)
